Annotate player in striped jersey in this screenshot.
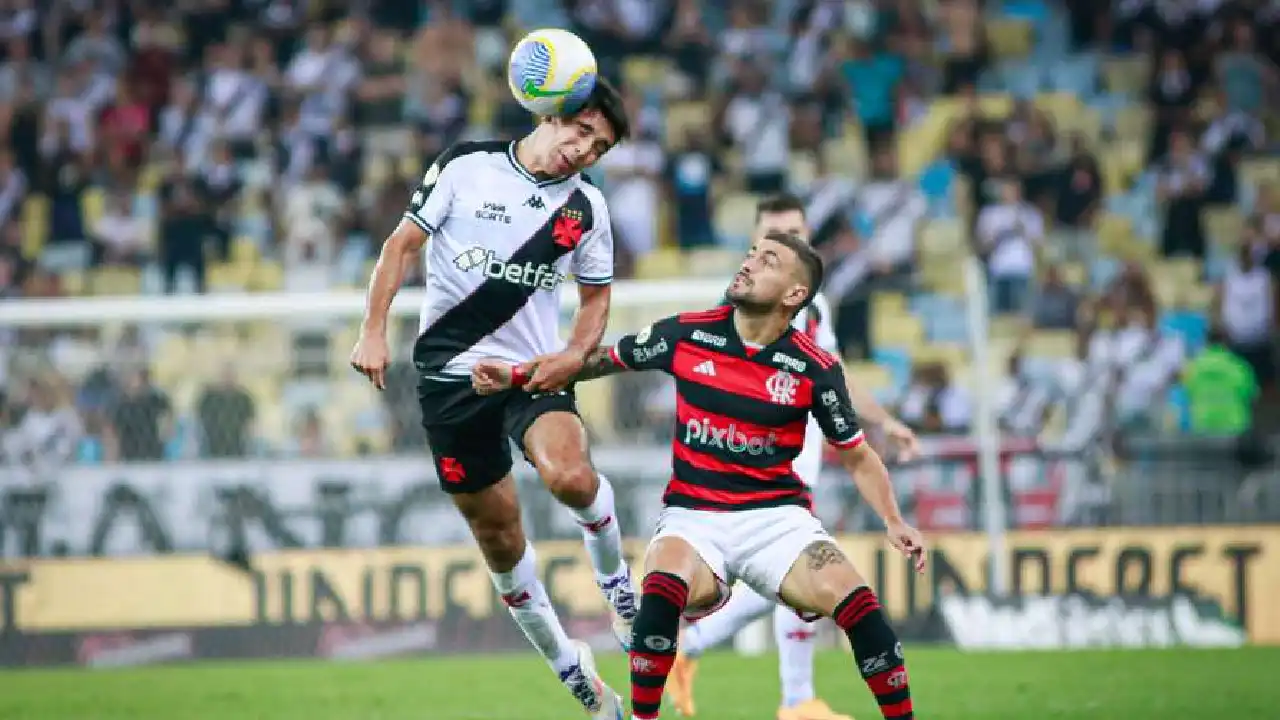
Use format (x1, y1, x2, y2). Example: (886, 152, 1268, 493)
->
(670, 194, 922, 720)
(473, 232, 927, 720)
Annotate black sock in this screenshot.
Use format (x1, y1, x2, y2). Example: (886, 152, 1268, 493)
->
(629, 572, 688, 719)
(833, 586, 914, 719)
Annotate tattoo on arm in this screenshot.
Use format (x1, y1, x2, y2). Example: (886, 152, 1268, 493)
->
(804, 541, 849, 572)
(574, 346, 628, 382)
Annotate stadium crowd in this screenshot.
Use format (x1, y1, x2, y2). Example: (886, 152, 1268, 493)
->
(0, 0, 1278, 469)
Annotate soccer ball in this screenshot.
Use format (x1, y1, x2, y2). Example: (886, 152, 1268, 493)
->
(507, 28, 598, 116)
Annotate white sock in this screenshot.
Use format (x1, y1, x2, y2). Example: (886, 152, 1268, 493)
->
(774, 604, 817, 707)
(566, 474, 626, 581)
(489, 541, 579, 674)
(682, 585, 773, 658)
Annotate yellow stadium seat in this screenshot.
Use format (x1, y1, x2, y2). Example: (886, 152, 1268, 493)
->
(151, 334, 192, 388)
(207, 262, 250, 292)
(576, 378, 616, 442)
(249, 261, 284, 291)
(788, 152, 820, 189)
(820, 135, 867, 180)
(987, 19, 1033, 59)
(910, 344, 968, 372)
(685, 247, 742, 278)
(398, 154, 421, 182)
(1096, 213, 1133, 254)
(919, 218, 966, 256)
(1059, 262, 1087, 287)
(1202, 207, 1244, 247)
(230, 237, 259, 264)
(61, 271, 86, 296)
(664, 102, 710, 147)
(871, 313, 924, 349)
(1025, 330, 1077, 359)
(1114, 106, 1152, 142)
(715, 192, 760, 242)
(622, 56, 672, 90)
(255, 398, 289, 448)
(89, 267, 142, 295)
(1103, 57, 1149, 95)
(21, 194, 48, 257)
(81, 187, 106, 230)
(873, 292, 907, 316)
(990, 316, 1030, 341)
(1239, 159, 1280, 187)
(845, 361, 893, 395)
(635, 247, 685, 279)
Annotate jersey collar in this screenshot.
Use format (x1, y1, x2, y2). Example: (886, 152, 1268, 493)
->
(507, 141, 574, 188)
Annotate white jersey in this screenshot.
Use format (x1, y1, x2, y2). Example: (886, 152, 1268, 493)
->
(404, 141, 614, 379)
(791, 292, 840, 486)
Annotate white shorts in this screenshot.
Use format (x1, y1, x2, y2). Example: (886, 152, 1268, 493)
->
(649, 505, 833, 621)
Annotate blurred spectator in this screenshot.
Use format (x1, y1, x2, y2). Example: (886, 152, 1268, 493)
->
(0, 148, 26, 228)
(976, 178, 1043, 314)
(667, 0, 713, 94)
(159, 179, 217, 293)
(90, 190, 149, 267)
(2, 376, 81, 474)
(1156, 129, 1209, 258)
(197, 368, 255, 459)
(1054, 136, 1103, 235)
(854, 142, 923, 277)
(1214, 243, 1276, 392)
(719, 62, 789, 193)
(204, 43, 269, 159)
(599, 125, 665, 262)
(839, 37, 903, 147)
(0, 37, 48, 102)
(63, 12, 126, 78)
(1148, 49, 1197, 162)
(1183, 328, 1259, 437)
(355, 29, 407, 128)
(157, 77, 212, 169)
(42, 149, 89, 246)
(938, 0, 988, 94)
(287, 407, 331, 458)
(1205, 23, 1271, 157)
(98, 80, 150, 171)
(1032, 266, 1082, 330)
(898, 362, 970, 434)
(106, 369, 171, 462)
(998, 351, 1054, 437)
(666, 128, 719, 249)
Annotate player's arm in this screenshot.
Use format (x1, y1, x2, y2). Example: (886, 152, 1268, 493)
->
(351, 156, 456, 389)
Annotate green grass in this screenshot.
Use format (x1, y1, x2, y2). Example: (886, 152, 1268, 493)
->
(0, 647, 1277, 719)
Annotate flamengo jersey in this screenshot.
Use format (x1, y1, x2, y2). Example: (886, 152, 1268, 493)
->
(403, 141, 613, 378)
(610, 305, 864, 512)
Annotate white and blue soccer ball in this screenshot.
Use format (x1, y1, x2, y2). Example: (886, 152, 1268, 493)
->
(507, 28, 598, 116)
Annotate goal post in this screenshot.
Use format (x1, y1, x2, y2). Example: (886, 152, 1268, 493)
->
(0, 279, 728, 464)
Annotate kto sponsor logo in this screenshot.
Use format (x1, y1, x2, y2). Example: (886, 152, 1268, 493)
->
(453, 247, 564, 290)
(691, 330, 727, 347)
(684, 417, 778, 455)
(772, 352, 806, 373)
(632, 338, 669, 365)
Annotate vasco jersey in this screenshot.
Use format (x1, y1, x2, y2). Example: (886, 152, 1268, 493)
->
(609, 305, 864, 512)
(791, 292, 840, 487)
(403, 141, 613, 378)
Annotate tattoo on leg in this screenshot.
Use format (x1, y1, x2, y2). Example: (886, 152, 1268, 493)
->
(804, 541, 848, 571)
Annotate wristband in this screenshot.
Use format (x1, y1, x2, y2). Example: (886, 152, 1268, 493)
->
(510, 366, 529, 388)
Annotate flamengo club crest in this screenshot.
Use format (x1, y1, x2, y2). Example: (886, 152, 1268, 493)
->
(765, 370, 799, 405)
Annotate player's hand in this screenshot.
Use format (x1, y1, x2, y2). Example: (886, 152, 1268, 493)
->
(886, 519, 927, 574)
(522, 350, 585, 392)
(350, 332, 390, 391)
(472, 360, 514, 395)
(881, 416, 922, 463)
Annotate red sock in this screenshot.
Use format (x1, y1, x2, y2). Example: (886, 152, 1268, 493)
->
(833, 587, 914, 719)
(629, 572, 688, 719)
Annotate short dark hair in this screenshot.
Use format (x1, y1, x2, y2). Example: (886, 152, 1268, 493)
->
(569, 76, 630, 144)
(761, 230, 824, 309)
(755, 193, 807, 220)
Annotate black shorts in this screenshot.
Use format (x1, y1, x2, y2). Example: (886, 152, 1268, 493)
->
(417, 378, 579, 494)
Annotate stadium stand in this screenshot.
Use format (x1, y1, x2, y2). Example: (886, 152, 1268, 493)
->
(0, 0, 1277, 528)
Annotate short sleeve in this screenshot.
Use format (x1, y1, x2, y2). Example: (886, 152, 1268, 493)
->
(404, 153, 461, 234)
(811, 364, 865, 449)
(810, 294, 840, 355)
(611, 315, 682, 373)
(573, 190, 614, 285)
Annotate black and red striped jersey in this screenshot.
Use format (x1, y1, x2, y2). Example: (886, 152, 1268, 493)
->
(609, 305, 865, 511)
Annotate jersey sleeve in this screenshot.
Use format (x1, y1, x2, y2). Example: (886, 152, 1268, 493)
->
(403, 148, 463, 234)
(810, 294, 840, 355)
(811, 363, 865, 449)
(572, 188, 614, 285)
(610, 315, 682, 373)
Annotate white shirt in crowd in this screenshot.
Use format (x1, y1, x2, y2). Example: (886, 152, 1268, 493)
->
(94, 211, 150, 254)
(204, 68, 268, 141)
(899, 382, 971, 431)
(976, 201, 1044, 278)
(1220, 263, 1274, 346)
(723, 93, 790, 176)
(1089, 324, 1185, 423)
(856, 179, 925, 269)
(598, 139, 665, 256)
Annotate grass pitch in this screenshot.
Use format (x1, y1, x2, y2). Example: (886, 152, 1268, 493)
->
(0, 647, 1276, 719)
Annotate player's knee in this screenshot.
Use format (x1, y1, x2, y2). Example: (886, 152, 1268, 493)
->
(542, 461, 597, 508)
(471, 521, 526, 569)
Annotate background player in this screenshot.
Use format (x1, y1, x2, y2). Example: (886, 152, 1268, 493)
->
(669, 194, 923, 720)
(474, 231, 927, 720)
(350, 79, 632, 720)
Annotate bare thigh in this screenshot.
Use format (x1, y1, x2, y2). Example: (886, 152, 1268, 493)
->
(644, 536, 723, 613)
(776, 540, 869, 618)
(450, 474, 527, 572)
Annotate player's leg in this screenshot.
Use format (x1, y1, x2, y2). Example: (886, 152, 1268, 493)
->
(510, 394, 636, 645)
(630, 519, 728, 720)
(776, 540, 916, 720)
(773, 605, 835, 720)
(421, 381, 621, 718)
(666, 584, 773, 717)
